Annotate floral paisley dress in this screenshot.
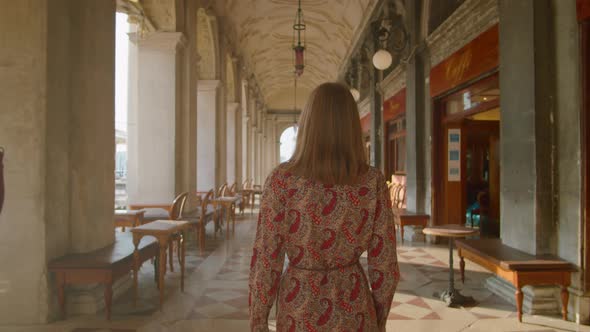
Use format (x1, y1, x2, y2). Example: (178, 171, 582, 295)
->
(249, 164, 400, 332)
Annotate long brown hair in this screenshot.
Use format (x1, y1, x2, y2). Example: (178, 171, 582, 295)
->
(286, 82, 368, 185)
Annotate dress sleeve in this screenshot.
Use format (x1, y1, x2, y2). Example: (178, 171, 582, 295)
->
(248, 171, 287, 332)
(368, 173, 400, 330)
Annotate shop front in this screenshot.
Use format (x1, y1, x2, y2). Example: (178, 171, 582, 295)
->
(430, 25, 500, 237)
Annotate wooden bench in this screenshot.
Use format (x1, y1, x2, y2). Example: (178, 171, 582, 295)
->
(48, 232, 158, 320)
(455, 238, 577, 322)
(393, 209, 430, 243)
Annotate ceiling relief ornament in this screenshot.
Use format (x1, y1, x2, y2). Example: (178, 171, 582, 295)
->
(213, 0, 377, 109)
(197, 8, 218, 80)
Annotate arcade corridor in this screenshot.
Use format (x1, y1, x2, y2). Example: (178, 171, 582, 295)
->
(1, 0, 590, 331)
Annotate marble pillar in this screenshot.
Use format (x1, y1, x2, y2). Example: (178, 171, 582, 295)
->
(128, 32, 186, 204)
(227, 102, 239, 184)
(197, 80, 221, 191)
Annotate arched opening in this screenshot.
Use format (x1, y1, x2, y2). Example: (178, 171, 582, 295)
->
(279, 126, 298, 162)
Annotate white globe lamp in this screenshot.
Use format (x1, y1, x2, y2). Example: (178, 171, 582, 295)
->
(372, 49, 392, 70)
(350, 88, 360, 102)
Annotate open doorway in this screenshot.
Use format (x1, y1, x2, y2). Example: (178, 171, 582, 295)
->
(433, 73, 500, 237)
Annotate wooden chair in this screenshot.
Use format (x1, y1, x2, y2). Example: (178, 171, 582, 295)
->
(167, 192, 189, 272)
(183, 190, 216, 254)
(217, 182, 228, 198)
(240, 179, 252, 213)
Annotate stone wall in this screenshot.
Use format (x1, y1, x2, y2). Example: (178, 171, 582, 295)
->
(426, 0, 499, 67)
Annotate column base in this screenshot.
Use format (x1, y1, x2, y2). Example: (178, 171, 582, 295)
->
(484, 276, 560, 315)
(565, 286, 590, 324)
(62, 274, 132, 317)
(402, 225, 426, 243)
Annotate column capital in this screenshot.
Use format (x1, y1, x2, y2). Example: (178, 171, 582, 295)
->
(134, 32, 187, 53)
(198, 79, 221, 92)
(227, 102, 240, 113)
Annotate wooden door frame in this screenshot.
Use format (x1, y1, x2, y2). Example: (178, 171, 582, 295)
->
(431, 72, 499, 227)
(580, 18, 590, 292)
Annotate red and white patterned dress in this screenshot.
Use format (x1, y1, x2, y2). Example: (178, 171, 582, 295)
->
(249, 164, 400, 332)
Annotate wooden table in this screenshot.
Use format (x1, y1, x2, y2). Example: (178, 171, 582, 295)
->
(423, 224, 479, 307)
(394, 209, 430, 243)
(212, 196, 240, 238)
(114, 210, 145, 231)
(130, 220, 191, 308)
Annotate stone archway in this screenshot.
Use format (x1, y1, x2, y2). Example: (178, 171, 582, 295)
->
(279, 125, 298, 163)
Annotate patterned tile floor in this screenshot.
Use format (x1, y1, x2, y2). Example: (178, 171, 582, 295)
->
(2, 209, 587, 332)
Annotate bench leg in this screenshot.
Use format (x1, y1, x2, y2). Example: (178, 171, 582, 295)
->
(561, 286, 569, 320)
(515, 288, 523, 322)
(104, 277, 113, 320)
(460, 256, 465, 284)
(56, 272, 66, 319)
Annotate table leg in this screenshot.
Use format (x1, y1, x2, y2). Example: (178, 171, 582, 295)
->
(181, 231, 186, 292)
(132, 234, 141, 306)
(439, 238, 475, 307)
(56, 272, 66, 319)
(158, 238, 168, 309)
(213, 206, 218, 239)
(168, 241, 174, 272)
(199, 221, 205, 254)
(561, 286, 569, 320)
(226, 205, 230, 240)
(232, 203, 236, 234)
(460, 256, 465, 284)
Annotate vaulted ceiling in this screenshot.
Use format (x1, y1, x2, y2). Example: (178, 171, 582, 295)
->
(214, 0, 378, 110)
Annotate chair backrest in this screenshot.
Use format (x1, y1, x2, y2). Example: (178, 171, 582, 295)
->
(217, 183, 228, 198)
(396, 185, 406, 209)
(170, 192, 189, 220)
(200, 189, 215, 219)
(228, 182, 237, 196)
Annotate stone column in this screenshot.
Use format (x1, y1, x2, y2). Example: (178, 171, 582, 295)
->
(498, 0, 555, 255)
(128, 32, 186, 204)
(402, 0, 428, 242)
(369, 53, 383, 169)
(197, 80, 221, 191)
(0, 0, 117, 324)
(227, 102, 239, 184)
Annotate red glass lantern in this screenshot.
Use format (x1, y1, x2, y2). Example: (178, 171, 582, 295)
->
(293, 0, 306, 76)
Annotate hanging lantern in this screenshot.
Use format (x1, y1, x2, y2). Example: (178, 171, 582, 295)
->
(293, 0, 306, 76)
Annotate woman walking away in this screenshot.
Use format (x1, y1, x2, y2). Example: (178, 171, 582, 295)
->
(249, 82, 400, 332)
